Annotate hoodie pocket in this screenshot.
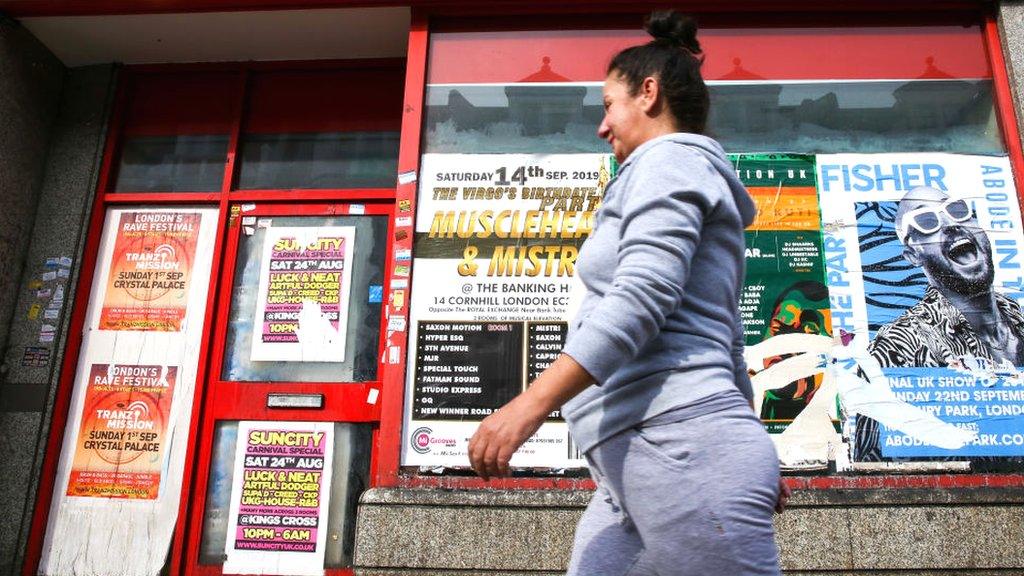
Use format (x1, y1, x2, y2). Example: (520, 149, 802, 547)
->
(631, 421, 693, 472)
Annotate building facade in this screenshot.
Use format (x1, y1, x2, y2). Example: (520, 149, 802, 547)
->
(1, 1, 1024, 575)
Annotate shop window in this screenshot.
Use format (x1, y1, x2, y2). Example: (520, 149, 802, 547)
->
(403, 21, 1024, 475)
(221, 214, 388, 382)
(113, 72, 236, 192)
(237, 69, 403, 190)
(423, 27, 1001, 155)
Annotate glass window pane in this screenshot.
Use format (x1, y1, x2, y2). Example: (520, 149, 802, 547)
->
(236, 68, 402, 190)
(222, 214, 387, 382)
(424, 26, 1002, 155)
(199, 421, 372, 567)
(237, 131, 399, 189)
(424, 80, 1001, 155)
(115, 135, 228, 192)
(711, 79, 1000, 154)
(428, 27, 991, 84)
(112, 72, 235, 192)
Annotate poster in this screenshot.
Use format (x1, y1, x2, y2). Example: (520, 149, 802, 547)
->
(224, 421, 334, 576)
(99, 211, 201, 331)
(40, 207, 218, 576)
(818, 153, 1024, 459)
(731, 154, 833, 434)
(403, 153, 611, 467)
(251, 226, 356, 362)
(66, 364, 176, 499)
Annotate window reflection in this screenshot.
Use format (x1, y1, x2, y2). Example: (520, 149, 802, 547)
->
(238, 132, 399, 190)
(115, 134, 228, 192)
(424, 79, 1000, 155)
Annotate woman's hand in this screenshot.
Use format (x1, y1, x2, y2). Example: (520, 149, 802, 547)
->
(468, 354, 594, 480)
(775, 478, 791, 514)
(468, 392, 550, 480)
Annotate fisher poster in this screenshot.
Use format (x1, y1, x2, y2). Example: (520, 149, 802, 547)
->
(98, 211, 201, 331)
(818, 153, 1024, 460)
(223, 421, 334, 576)
(402, 153, 611, 468)
(251, 226, 355, 362)
(66, 364, 176, 500)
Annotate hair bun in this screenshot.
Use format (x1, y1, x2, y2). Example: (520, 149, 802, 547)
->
(645, 11, 701, 55)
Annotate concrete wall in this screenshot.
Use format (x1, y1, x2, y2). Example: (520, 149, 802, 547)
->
(354, 487, 1024, 575)
(0, 16, 65, 576)
(0, 18, 115, 573)
(999, 1, 1024, 157)
(0, 63, 115, 576)
(0, 17, 63, 371)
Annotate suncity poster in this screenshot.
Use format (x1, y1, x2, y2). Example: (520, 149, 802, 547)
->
(224, 421, 334, 576)
(819, 153, 1024, 459)
(66, 364, 176, 500)
(402, 153, 611, 468)
(251, 226, 356, 362)
(99, 211, 201, 331)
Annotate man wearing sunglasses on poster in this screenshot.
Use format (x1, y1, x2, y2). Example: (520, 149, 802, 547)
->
(869, 185, 1024, 371)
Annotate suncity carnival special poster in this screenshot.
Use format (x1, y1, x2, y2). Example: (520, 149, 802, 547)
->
(403, 153, 611, 468)
(99, 211, 201, 331)
(818, 153, 1024, 460)
(66, 364, 176, 500)
(223, 421, 334, 576)
(251, 226, 356, 362)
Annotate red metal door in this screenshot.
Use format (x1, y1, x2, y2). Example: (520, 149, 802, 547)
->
(184, 201, 394, 576)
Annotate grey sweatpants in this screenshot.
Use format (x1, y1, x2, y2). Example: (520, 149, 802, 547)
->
(567, 397, 782, 576)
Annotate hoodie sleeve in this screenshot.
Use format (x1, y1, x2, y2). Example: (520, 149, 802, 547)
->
(561, 144, 724, 384)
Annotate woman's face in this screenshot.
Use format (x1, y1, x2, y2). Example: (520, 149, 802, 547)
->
(598, 73, 651, 163)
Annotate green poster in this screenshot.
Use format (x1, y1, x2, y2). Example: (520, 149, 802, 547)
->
(730, 154, 832, 432)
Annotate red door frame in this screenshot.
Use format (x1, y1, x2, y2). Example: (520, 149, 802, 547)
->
(183, 201, 395, 576)
(23, 58, 406, 576)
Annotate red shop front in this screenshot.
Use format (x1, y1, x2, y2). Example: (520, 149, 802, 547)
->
(3, 1, 1024, 575)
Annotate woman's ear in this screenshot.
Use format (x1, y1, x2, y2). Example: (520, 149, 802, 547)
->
(638, 76, 660, 113)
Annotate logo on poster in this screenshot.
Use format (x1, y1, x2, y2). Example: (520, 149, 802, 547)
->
(126, 243, 181, 270)
(410, 427, 456, 454)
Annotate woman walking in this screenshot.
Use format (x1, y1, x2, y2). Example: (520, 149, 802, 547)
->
(469, 11, 785, 575)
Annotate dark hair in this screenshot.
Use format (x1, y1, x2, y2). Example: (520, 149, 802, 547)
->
(607, 11, 710, 134)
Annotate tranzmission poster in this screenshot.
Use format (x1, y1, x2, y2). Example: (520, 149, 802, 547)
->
(818, 153, 1024, 460)
(66, 364, 177, 499)
(402, 153, 610, 468)
(99, 211, 201, 331)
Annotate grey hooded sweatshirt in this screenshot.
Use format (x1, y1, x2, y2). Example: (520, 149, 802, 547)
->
(561, 132, 758, 454)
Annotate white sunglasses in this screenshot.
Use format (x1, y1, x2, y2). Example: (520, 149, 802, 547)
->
(898, 198, 974, 240)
